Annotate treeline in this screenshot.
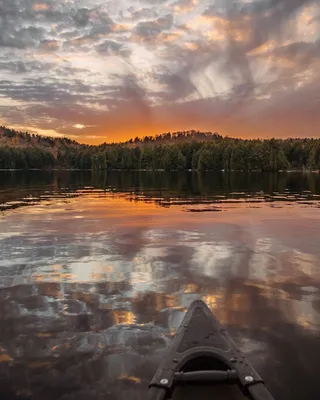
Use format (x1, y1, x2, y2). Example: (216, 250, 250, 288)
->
(0, 125, 78, 147)
(1, 125, 320, 171)
(0, 147, 55, 169)
(61, 138, 320, 171)
(122, 130, 222, 145)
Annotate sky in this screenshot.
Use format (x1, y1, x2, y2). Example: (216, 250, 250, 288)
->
(0, 0, 319, 144)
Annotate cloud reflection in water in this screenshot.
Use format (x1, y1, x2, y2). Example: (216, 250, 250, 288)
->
(0, 172, 320, 399)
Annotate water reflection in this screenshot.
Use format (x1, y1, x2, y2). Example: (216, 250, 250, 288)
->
(0, 171, 320, 399)
(1, 170, 320, 212)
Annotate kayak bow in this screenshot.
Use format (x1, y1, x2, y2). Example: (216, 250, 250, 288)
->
(148, 300, 275, 400)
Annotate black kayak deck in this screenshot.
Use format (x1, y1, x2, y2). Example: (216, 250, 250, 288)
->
(148, 300, 275, 400)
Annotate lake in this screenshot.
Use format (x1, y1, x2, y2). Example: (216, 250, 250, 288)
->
(0, 170, 320, 400)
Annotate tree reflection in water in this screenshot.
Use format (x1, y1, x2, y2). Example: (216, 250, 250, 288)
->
(0, 171, 319, 399)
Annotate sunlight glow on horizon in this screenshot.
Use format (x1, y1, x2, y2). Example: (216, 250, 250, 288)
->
(0, 0, 319, 143)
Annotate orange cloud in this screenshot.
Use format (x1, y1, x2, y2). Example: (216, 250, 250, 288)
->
(200, 13, 254, 44)
(32, 3, 50, 11)
(39, 40, 61, 51)
(184, 41, 199, 50)
(174, 0, 200, 13)
(248, 40, 277, 56)
(203, 29, 225, 42)
(112, 23, 133, 32)
(186, 15, 213, 30)
(158, 31, 184, 43)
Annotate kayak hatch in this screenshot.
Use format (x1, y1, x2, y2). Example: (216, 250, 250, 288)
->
(148, 300, 275, 400)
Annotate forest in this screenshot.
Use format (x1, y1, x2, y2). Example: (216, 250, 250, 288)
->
(0, 126, 320, 171)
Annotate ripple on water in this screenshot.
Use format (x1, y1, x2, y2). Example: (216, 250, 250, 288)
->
(1, 171, 320, 399)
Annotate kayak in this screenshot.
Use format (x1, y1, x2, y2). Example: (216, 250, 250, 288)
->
(148, 300, 275, 400)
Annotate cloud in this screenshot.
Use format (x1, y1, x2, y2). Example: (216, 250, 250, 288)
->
(0, 1, 65, 30)
(61, 9, 121, 51)
(155, 65, 201, 102)
(270, 39, 320, 67)
(130, 8, 158, 21)
(133, 14, 174, 42)
(0, 1, 65, 50)
(0, 76, 93, 104)
(0, 0, 319, 142)
(0, 26, 46, 49)
(95, 40, 123, 55)
(172, 0, 200, 13)
(72, 8, 91, 27)
(0, 61, 28, 74)
(39, 39, 61, 51)
(157, 0, 319, 107)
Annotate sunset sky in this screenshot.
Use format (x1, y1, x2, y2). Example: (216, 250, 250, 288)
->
(0, 0, 319, 144)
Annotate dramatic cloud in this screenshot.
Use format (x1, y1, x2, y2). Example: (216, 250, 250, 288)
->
(133, 14, 174, 42)
(0, 0, 319, 143)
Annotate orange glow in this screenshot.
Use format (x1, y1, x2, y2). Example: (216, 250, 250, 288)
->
(248, 40, 276, 55)
(32, 3, 49, 11)
(184, 41, 199, 50)
(202, 294, 224, 311)
(36, 333, 53, 338)
(154, 294, 179, 311)
(112, 310, 135, 324)
(72, 96, 320, 144)
(200, 13, 253, 43)
(118, 375, 141, 384)
(112, 23, 133, 32)
(204, 29, 225, 42)
(165, 295, 179, 308)
(296, 315, 312, 329)
(0, 353, 13, 363)
(3, 89, 319, 145)
(174, 0, 199, 13)
(184, 283, 198, 293)
(186, 15, 213, 30)
(298, 4, 318, 31)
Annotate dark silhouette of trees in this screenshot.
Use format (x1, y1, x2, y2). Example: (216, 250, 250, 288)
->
(1, 126, 320, 171)
(0, 147, 55, 169)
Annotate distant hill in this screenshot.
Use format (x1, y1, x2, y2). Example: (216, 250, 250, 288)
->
(122, 130, 223, 146)
(0, 126, 224, 149)
(0, 125, 319, 171)
(0, 126, 90, 169)
(0, 126, 84, 158)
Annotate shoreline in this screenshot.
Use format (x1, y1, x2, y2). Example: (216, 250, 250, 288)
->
(0, 168, 319, 173)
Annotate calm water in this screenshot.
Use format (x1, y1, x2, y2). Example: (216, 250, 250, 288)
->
(0, 171, 320, 400)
